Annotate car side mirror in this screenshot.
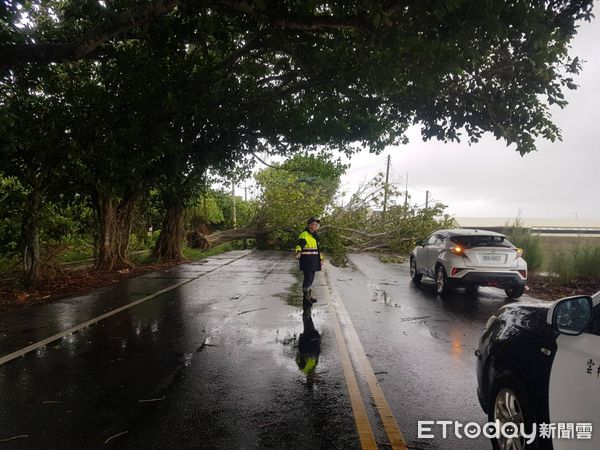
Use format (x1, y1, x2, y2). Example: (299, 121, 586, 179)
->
(547, 295, 593, 336)
(415, 240, 423, 246)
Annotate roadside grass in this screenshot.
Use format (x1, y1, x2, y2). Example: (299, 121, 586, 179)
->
(57, 241, 242, 267)
(547, 245, 600, 285)
(0, 241, 242, 281)
(372, 226, 600, 289)
(129, 250, 152, 265)
(503, 227, 600, 286)
(59, 248, 93, 263)
(506, 227, 544, 272)
(182, 242, 236, 261)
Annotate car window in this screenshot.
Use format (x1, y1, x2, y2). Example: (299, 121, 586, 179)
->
(425, 235, 438, 245)
(450, 235, 513, 248)
(433, 235, 445, 246)
(587, 304, 600, 336)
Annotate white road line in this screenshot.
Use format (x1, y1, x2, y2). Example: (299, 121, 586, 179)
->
(0, 251, 253, 367)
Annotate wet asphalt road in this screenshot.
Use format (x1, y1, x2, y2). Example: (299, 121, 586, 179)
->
(0, 250, 535, 449)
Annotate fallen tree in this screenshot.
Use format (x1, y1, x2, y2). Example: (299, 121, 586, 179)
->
(187, 166, 452, 257)
(189, 227, 270, 250)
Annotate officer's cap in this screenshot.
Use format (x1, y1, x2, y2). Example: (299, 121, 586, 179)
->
(307, 217, 321, 226)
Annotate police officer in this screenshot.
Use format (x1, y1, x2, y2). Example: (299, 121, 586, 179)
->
(295, 217, 324, 304)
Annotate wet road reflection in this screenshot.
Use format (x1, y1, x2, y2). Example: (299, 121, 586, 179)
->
(0, 249, 530, 449)
(0, 251, 359, 449)
(326, 253, 530, 450)
(296, 305, 322, 389)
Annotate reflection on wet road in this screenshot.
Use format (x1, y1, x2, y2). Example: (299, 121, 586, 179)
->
(0, 251, 528, 448)
(0, 251, 358, 449)
(327, 253, 530, 450)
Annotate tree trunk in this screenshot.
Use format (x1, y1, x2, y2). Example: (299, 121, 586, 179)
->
(204, 227, 268, 248)
(94, 193, 138, 271)
(152, 199, 184, 261)
(21, 188, 42, 286)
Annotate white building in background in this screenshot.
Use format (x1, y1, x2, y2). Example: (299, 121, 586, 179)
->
(452, 217, 600, 238)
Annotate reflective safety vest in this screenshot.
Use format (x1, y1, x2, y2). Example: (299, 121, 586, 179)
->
(295, 229, 323, 272)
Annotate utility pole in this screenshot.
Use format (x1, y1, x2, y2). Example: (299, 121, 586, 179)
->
(382, 154, 390, 219)
(404, 173, 408, 208)
(232, 181, 237, 229)
(425, 190, 430, 210)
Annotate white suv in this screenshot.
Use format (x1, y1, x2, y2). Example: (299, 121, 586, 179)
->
(410, 229, 528, 298)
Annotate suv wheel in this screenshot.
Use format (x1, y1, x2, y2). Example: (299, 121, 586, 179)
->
(435, 265, 450, 296)
(505, 286, 525, 299)
(410, 257, 422, 283)
(489, 374, 540, 450)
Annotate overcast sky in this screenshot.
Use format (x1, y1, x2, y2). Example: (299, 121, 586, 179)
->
(338, 13, 600, 220)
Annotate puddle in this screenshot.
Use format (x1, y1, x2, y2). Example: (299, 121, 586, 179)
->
(277, 270, 304, 308)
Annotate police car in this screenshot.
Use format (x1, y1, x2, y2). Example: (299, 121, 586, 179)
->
(476, 292, 600, 450)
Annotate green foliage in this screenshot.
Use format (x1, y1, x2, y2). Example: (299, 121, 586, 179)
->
(0, 175, 25, 256)
(389, 206, 454, 254)
(378, 254, 406, 264)
(0, 174, 98, 263)
(182, 242, 235, 261)
(1, 1, 595, 279)
(41, 199, 95, 242)
(135, 189, 164, 237)
(185, 189, 258, 232)
(187, 193, 226, 229)
(0, 254, 20, 278)
(255, 153, 345, 247)
(129, 232, 158, 253)
(318, 228, 348, 267)
(505, 227, 544, 272)
(324, 173, 452, 256)
(57, 246, 93, 263)
(129, 250, 153, 265)
(548, 245, 600, 284)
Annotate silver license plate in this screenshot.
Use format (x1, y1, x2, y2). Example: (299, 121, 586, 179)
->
(482, 255, 502, 262)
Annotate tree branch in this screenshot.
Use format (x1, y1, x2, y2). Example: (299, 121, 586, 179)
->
(0, 0, 182, 67)
(0, 0, 369, 68)
(214, 1, 364, 31)
(320, 225, 390, 239)
(212, 30, 270, 71)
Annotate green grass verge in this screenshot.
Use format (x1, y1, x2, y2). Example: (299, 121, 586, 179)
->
(182, 242, 235, 261)
(547, 244, 600, 285)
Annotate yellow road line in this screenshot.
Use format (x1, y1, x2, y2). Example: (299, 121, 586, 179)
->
(330, 304, 378, 450)
(325, 270, 409, 450)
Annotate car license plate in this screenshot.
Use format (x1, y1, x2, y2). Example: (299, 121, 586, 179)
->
(482, 255, 503, 262)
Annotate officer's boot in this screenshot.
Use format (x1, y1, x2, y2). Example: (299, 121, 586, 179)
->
(303, 290, 312, 309)
(308, 289, 317, 303)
